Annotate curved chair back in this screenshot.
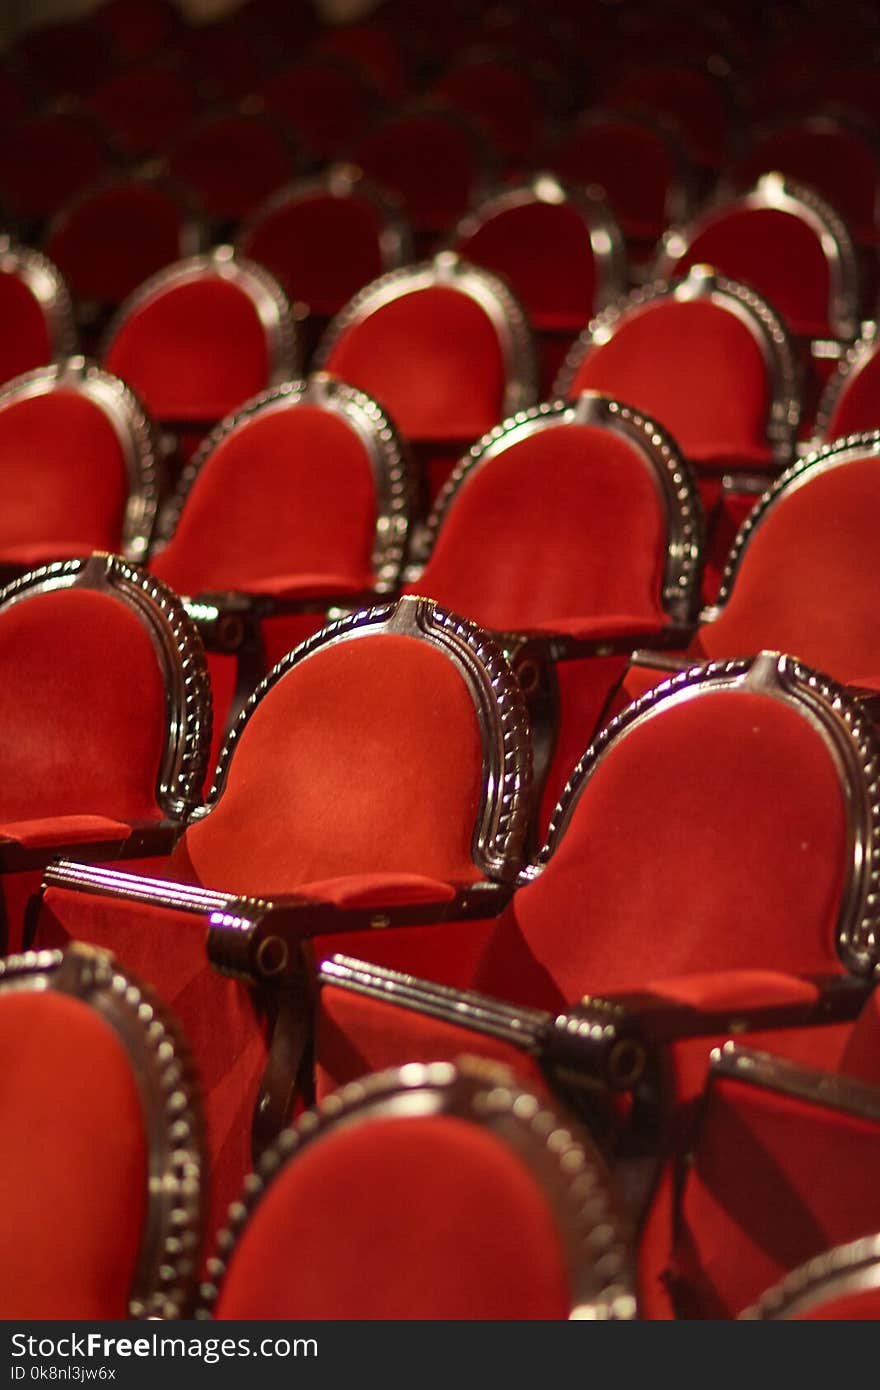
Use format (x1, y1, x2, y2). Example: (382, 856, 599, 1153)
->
(0, 238, 76, 388)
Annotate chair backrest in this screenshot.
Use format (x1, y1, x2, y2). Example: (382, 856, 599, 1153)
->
(351, 104, 493, 235)
(90, 0, 180, 64)
(312, 19, 409, 102)
(407, 392, 702, 631)
(86, 62, 200, 159)
(0, 944, 203, 1319)
(0, 110, 114, 223)
(430, 53, 545, 163)
(698, 434, 880, 684)
(0, 238, 76, 388)
(657, 173, 861, 342)
(741, 1234, 880, 1320)
(553, 265, 800, 471)
(102, 247, 298, 426)
(197, 1059, 636, 1321)
(596, 58, 739, 169)
(259, 54, 383, 164)
(45, 175, 205, 312)
(315, 252, 537, 444)
(474, 652, 880, 1010)
(0, 553, 211, 823)
(0, 357, 158, 567)
(236, 165, 411, 317)
(168, 110, 298, 224)
(171, 596, 532, 894)
(449, 174, 625, 332)
(813, 324, 880, 443)
(150, 373, 411, 595)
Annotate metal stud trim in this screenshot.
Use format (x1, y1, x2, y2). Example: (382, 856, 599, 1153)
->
(0, 235, 77, 361)
(740, 1232, 880, 1320)
(812, 320, 880, 444)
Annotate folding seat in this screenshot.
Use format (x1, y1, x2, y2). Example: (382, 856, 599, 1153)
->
(0, 109, 115, 232)
(196, 1058, 637, 1321)
(449, 175, 626, 392)
(552, 264, 801, 548)
(0, 552, 211, 956)
(0, 944, 205, 1319)
(90, 0, 181, 64)
(812, 324, 880, 443)
(0, 238, 77, 389)
(34, 596, 533, 1232)
(312, 653, 880, 1156)
(545, 111, 697, 270)
(148, 372, 413, 763)
(350, 105, 495, 248)
(594, 58, 740, 176)
(45, 175, 205, 334)
(101, 247, 298, 468)
(167, 110, 298, 229)
(742, 1234, 880, 1321)
(311, 20, 411, 103)
(314, 251, 537, 504)
(734, 114, 880, 253)
(430, 53, 546, 167)
(0, 356, 159, 577)
(258, 54, 384, 165)
(401, 391, 702, 825)
(235, 165, 411, 352)
(86, 62, 201, 161)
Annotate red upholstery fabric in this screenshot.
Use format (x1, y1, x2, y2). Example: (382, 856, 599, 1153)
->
(0, 588, 166, 822)
(172, 634, 485, 894)
(641, 970, 819, 1013)
(91, 0, 179, 63)
(48, 181, 191, 307)
(0, 815, 131, 847)
(538, 653, 632, 839)
(105, 277, 271, 422)
(315, 982, 548, 1101)
(432, 60, 541, 163)
(454, 201, 600, 330)
(0, 271, 52, 386)
(671, 1076, 880, 1317)
(151, 403, 377, 593)
(669, 207, 834, 340)
(599, 64, 731, 167)
(548, 118, 678, 248)
(38, 884, 267, 1243)
(0, 390, 128, 558)
(695, 457, 880, 682)
(87, 66, 198, 159)
(171, 22, 263, 103)
(839, 990, 880, 1087)
(296, 874, 456, 908)
(17, 24, 112, 97)
(239, 192, 387, 315)
(307, 917, 498, 997)
(475, 690, 847, 1009)
(790, 1288, 880, 1319)
(821, 349, 880, 440)
(736, 125, 880, 247)
(214, 1114, 571, 1319)
(563, 299, 773, 469)
(168, 116, 294, 223)
(408, 423, 668, 631)
(314, 22, 408, 102)
(259, 58, 379, 164)
(0, 990, 146, 1318)
(1, 868, 44, 956)
(0, 114, 110, 221)
(323, 286, 505, 441)
(352, 113, 486, 233)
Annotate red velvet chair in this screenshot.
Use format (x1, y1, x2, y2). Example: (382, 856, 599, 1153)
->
(85, 62, 201, 161)
(0, 944, 204, 1319)
(101, 246, 298, 467)
(741, 1234, 880, 1321)
(258, 55, 384, 166)
(168, 17, 265, 105)
(235, 165, 411, 350)
(596, 58, 740, 173)
(149, 372, 413, 761)
(312, 652, 880, 1159)
(812, 323, 880, 444)
(167, 110, 298, 228)
(197, 1058, 636, 1321)
(314, 251, 537, 506)
(45, 175, 205, 332)
(430, 53, 546, 167)
(311, 20, 410, 103)
(0, 238, 77, 388)
(0, 552, 211, 955)
(656, 173, 861, 350)
(14, 23, 114, 101)
(545, 110, 697, 270)
(0, 357, 159, 577)
(90, 0, 180, 64)
(644, 1019, 880, 1319)
(449, 175, 626, 392)
(34, 596, 533, 1235)
(350, 104, 495, 246)
(0, 109, 115, 230)
(401, 391, 702, 825)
